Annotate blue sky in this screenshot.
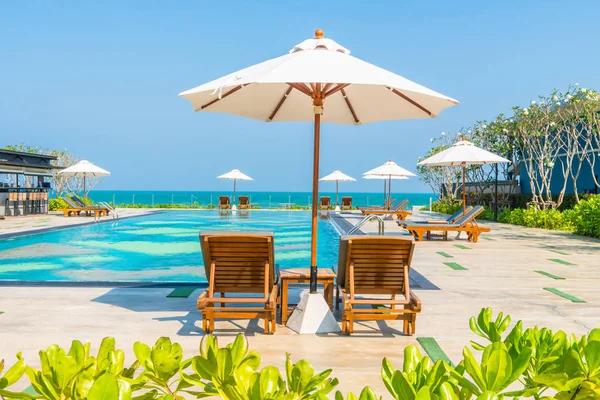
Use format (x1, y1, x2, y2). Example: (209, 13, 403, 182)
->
(2, 1, 599, 193)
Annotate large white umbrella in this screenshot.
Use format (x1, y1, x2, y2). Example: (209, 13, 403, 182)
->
(364, 173, 408, 207)
(180, 29, 458, 329)
(418, 138, 509, 212)
(59, 159, 110, 199)
(319, 170, 355, 207)
(217, 168, 253, 202)
(363, 160, 415, 208)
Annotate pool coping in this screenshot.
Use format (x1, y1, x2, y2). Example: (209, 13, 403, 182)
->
(0, 210, 163, 240)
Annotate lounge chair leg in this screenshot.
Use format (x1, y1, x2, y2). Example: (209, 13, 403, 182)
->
(271, 317, 277, 334)
(403, 319, 409, 334)
(202, 316, 207, 332)
(342, 318, 348, 335)
(335, 286, 340, 310)
(411, 319, 416, 335)
(348, 319, 354, 334)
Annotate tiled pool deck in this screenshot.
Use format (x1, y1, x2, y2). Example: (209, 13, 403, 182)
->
(1, 209, 599, 394)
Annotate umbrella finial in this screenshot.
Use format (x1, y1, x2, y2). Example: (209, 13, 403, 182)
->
(315, 29, 324, 39)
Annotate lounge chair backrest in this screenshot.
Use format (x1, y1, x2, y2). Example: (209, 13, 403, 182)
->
(219, 196, 230, 205)
(342, 197, 352, 206)
(71, 195, 86, 207)
(62, 197, 81, 208)
(336, 236, 414, 294)
(199, 231, 275, 294)
(390, 199, 408, 211)
(447, 206, 472, 223)
(239, 196, 249, 205)
(320, 196, 330, 205)
(454, 206, 484, 226)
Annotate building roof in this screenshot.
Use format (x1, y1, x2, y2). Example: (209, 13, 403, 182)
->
(0, 149, 61, 176)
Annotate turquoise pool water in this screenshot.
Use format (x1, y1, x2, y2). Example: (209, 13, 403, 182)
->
(0, 211, 340, 283)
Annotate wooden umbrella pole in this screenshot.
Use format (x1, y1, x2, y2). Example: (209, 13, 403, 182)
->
(383, 180, 387, 207)
(388, 175, 392, 210)
(309, 99, 323, 294)
(462, 164, 466, 214)
(83, 174, 87, 200)
(234, 179, 236, 202)
(336, 180, 339, 206)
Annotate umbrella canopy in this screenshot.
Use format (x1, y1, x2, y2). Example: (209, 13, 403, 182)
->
(217, 169, 253, 201)
(59, 159, 110, 177)
(418, 139, 510, 211)
(319, 170, 355, 206)
(363, 161, 415, 208)
(180, 29, 458, 296)
(364, 173, 408, 208)
(59, 159, 110, 199)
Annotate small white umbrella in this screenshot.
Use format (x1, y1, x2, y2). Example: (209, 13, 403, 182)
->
(363, 161, 415, 208)
(418, 138, 510, 211)
(319, 170, 355, 207)
(59, 159, 110, 199)
(217, 169, 253, 202)
(364, 173, 408, 207)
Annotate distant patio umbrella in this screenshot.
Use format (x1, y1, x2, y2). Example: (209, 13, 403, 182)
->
(180, 29, 458, 333)
(217, 169, 253, 202)
(418, 138, 509, 212)
(319, 170, 355, 208)
(363, 161, 415, 209)
(364, 173, 408, 207)
(59, 159, 110, 199)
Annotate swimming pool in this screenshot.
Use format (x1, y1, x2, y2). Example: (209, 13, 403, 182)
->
(0, 211, 341, 283)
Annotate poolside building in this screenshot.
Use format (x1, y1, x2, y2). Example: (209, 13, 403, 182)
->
(0, 149, 58, 216)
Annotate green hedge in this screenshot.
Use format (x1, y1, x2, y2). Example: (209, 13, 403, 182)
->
(431, 195, 600, 238)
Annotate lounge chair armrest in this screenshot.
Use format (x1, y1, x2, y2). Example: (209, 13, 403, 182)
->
(408, 290, 422, 312)
(268, 283, 279, 308)
(197, 290, 209, 310)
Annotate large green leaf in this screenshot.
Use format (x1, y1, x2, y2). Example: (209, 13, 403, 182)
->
(216, 348, 233, 383)
(503, 347, 531, 391)
(0, 354, 26, 389)
(97, 338, 116, 365)
(67, 340, 86, 368)
(54, 348, 79, 391)
(403, 346, 422, 374)
(192, 356, 218, 381)
(229, 334, 249, 367)
(437, 382, 459, 400)
(87, 373, 121, 400)
(462, 347, 487, 390)
(259, 366, 282, 398)
(415, 386, 431, 400)
(133, 342, 154, 373)
(391, 371, 416, 400)
(152, 339, 182, 382)
(484, 349, 511, 391)
(475, 391, 498, 400)
(584, 341, 600, 376)
(358, 386, 378, 400)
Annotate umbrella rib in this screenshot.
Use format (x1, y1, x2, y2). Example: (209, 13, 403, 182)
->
(324, 83, 350, 97)
(322, 83, 334, 93)
(287, 83, 313, 97)
(340, 88, 360, 124)
(388, 87, 433, 117)
(267, 86, 294, 122)
(198, 84, 246, 110)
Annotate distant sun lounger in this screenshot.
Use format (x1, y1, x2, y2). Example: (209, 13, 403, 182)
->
(341, 196, 352, 210)
(361, 199, 411, 220)
(319, 196, 331, 210)
(71, 195, 110, 215)
(397, 206, 472, 227)
(358, 198, 397, 211)
(218, 196, 231, 210)
(197, 231, 278, 334)
(335, 235, 421, 335)
(402, 205, 490, 242)
(238, 196, 250, 209)
(60, 197, 107, 218)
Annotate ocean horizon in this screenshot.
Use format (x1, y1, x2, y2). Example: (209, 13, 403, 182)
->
(86, 190, 437, 208)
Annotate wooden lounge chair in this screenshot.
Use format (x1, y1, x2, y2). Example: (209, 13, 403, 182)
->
(60, 197, 105, 218)
(403, 205, 490, 242)
(238, 196, 250, 209)
(72, 195, 110, 216)
(341, 196, 352, 210)
(335, 236, 421, 335)
(197, 231, 278, 334)
(361, 199, 411, 220)
(218, 196, 231, 210)
(397, 206, 472, 227)
(319, 196, 331, 210)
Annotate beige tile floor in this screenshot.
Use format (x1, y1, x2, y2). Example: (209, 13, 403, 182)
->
(1, 210, 599, 395)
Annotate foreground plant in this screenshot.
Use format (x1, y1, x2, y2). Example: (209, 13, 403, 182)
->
(1, 309, 598, 399)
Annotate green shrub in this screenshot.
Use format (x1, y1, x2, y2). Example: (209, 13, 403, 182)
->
(1, 309, 598, 399)
(48, 198, 67, 211)
(567, 195, 600, 238)
(497, 207, 574, 231)
(431, 200, 462, 215)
